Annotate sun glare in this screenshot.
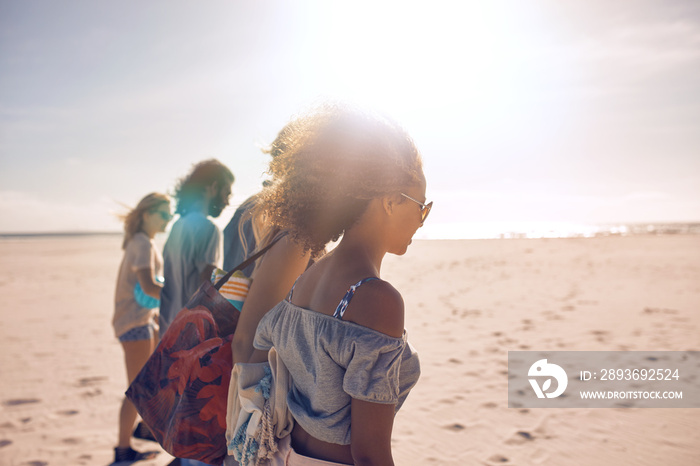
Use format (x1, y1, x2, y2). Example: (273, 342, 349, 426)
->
(301, 1, 533, 127)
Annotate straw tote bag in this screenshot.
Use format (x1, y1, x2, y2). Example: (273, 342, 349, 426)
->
(126, 234, 283, 465)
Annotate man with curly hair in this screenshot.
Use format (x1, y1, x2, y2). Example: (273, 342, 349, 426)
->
(160, 158, 234, 335)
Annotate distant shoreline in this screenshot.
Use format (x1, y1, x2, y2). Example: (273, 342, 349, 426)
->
(1, 222, 699, 240)
(0, 231, 122, 239)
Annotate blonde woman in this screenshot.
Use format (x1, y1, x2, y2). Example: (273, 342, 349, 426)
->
(113, 192, 172, 463)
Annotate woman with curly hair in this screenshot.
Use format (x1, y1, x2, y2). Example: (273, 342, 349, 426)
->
(229, 103, 429, 465)
(113, 192, 172, 463)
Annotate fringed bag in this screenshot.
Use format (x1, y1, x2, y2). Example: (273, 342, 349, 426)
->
(226, 348, 294, 466)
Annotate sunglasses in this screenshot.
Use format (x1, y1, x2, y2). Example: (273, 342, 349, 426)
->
(154, 210, 173, 222)
(400, 193, 432, 224)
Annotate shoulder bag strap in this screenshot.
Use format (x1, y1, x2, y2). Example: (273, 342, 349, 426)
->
(214, 232, 286, 290)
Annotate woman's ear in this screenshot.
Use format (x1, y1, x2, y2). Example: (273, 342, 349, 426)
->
(381, 194, 399, 215)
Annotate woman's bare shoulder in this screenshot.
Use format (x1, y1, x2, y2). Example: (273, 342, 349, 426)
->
(344, 279, 404, 338)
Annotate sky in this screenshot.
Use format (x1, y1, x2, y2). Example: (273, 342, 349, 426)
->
(1, 0, 699, 238)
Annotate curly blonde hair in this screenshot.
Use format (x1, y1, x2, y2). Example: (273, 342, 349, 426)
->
(251, 102, 423, 256)
(120, 192, 171, 249)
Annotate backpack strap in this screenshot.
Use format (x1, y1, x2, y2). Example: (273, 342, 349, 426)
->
(333, 277, 380, 320)
(214, 233, 286, 290)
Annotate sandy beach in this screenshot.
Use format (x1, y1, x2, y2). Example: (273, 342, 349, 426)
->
(0, 235, 698, 466)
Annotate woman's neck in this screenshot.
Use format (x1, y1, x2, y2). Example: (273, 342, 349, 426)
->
(331, 230, 386, 276)
(141, 228, 156, 240)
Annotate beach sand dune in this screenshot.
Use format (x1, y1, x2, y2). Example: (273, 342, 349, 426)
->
(1, 235, 698, 465)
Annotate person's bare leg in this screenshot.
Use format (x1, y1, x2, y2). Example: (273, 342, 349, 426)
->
(117, 338, 154, 448)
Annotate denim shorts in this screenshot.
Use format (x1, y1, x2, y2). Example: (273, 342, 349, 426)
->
(118, 324, 154, 342)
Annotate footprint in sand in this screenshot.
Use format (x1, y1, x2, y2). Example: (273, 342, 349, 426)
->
(505, 430, 535, 445)
(532, 416, 554, 439)
(22, 462, 48, 466)
(482, 402, 498, 409)
(2, 399, 41, 407)
(57, 409, 79, 416)
(671, 316, 690, 324)
(643, 307, 678, 315)
(443, 423, 465, 432)
(77, 376, 108, 387)
(438, 398, 457, 405)
(486, 454, 510, 463)
(520, 320, 534, 331)
(0, 439, 12, 448)
(498, 337, 518, 346)
(541, 310, 563, 321)
(460, 309, 482, 318)
(591, 330, 609, 343)
(81, 388, 102, 398)
(62, 437, 81, 445)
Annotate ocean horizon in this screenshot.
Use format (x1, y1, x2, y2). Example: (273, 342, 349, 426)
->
(2, 221, 699, 241)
